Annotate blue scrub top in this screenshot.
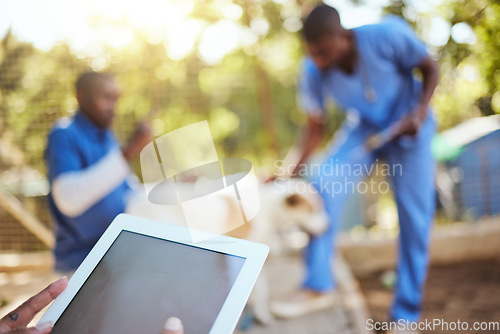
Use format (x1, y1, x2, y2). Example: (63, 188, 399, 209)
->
(45, 111, 132, 272)
(298, 16, 432, 129)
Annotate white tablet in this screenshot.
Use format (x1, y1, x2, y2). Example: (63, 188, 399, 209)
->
(38, 214, 269, 334)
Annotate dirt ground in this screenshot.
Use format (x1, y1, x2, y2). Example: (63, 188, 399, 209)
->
(359, 257, 500, 334)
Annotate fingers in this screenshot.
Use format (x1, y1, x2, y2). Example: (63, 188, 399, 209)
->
(264, 175, 278, 183)
(136, 121, 152, 133)
(1, 321, 52, 334)
(161, 317, 183, 334)
(4, 325, 52, 334)
(0, 277, 68, 330)
(143, 107, 160, 125)
(393, 120, 415, 138)
(32, 321, 54, 334)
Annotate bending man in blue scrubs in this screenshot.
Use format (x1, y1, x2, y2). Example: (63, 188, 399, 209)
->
(45, 72, 151, 273)
(272, 5, 439, 323)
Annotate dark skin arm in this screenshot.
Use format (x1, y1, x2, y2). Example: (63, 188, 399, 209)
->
(291, 114, 325, 176)
(122, 122, 153, 162)
(396, 55, 439, 136)
(123, 107, 159, 162)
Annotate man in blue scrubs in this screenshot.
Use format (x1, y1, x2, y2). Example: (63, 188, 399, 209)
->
(45, 72, 151, 273)
(272, 5, 439, 323)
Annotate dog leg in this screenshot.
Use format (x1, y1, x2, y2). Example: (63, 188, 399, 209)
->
(249, 269, 274, 325)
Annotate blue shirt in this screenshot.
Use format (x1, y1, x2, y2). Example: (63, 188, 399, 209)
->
(298, 16, 433, 130)
(45, 111, 132, 271)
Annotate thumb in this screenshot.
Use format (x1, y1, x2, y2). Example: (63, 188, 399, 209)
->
(161, 317, 183, 334)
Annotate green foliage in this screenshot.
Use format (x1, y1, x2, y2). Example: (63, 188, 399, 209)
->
(383, 0, 499, 129)
(0, 32, 90, 173)
(437, 0, 499, 127)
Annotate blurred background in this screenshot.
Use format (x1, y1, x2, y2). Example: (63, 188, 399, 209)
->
(0, 0, 499, 332)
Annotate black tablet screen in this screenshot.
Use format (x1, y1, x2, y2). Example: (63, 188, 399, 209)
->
(52, 231, 246, 333)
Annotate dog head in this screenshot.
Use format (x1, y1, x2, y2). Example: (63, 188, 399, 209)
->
(270, 179, 328, 237)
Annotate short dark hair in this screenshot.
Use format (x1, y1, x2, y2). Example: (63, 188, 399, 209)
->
(75, 72, 113, 92)
(303, 5, 342, 42)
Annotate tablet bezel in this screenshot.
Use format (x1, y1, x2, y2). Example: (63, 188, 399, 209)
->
(38, 213, 269, 333)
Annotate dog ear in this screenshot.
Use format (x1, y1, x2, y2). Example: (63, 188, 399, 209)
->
(284, 194, 313, 211)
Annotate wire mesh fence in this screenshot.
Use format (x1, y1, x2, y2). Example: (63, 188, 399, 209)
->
(0, 195, 52, 252)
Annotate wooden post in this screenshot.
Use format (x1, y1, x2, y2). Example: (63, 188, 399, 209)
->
(0, 190, 54, 248)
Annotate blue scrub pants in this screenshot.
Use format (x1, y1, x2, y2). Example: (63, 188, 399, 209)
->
(303, 117, 436, 322)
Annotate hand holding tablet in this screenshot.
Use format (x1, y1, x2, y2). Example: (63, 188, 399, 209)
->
(0, 277, 183, 334)
(0, 277, 67, 334)
(35, 214, 268, 334)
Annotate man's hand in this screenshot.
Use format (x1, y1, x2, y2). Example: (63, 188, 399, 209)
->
(394, 55, 438, 138)
(0, 277, 68, 334)
(394, 104, 427, 137)
(123, 122, 153, 161)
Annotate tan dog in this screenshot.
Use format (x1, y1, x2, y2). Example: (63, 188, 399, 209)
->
(230, 179, 328, 324)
